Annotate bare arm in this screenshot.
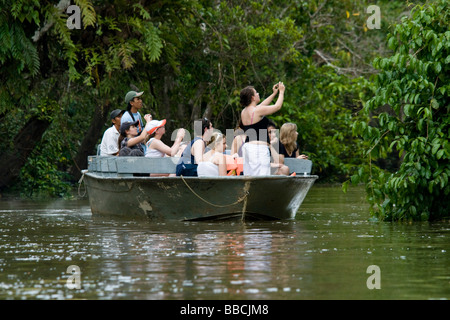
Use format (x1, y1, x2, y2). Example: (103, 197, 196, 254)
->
(270, 143, 284, 164)
(152, 129, 185, 156)
(212, 153, 227, 176)
(231, 134, 245, 155)
(256, 82, 285, 117)
(126, 129, 148, 147)
(259, 83, 280, 106)
(192, 139, 206, 164)
(218, 158, 227, 176)
(126, 114, 153, 147)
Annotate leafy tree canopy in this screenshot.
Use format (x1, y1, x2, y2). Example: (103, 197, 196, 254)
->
(346, 0, 449, 221)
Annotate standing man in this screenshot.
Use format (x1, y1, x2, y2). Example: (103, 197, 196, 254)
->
(122, 91, 152, 134)
(100, 109, 125, 156)
(122, 91, 152, 153)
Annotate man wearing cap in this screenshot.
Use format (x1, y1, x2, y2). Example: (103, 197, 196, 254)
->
(122, 90, 152, 153)
(99, 109, 125, 156)
(122, 91, 151, 134)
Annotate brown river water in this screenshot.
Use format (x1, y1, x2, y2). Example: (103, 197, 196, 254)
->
(0, 185, 448, 300)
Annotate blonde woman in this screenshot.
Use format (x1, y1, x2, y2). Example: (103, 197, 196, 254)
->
(197, 132, 227, 177)
(279, 123, 308, 160)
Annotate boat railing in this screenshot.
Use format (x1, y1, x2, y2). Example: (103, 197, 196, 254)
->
(283, 158, 313, 175)
(87, 156, 313, 177)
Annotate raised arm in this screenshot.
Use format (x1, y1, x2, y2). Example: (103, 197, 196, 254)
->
(126, 129, 149, 147)
(126, 115, 153, 147)
(152, 129, 185, 156)
(256, 82, 285, 117)
(259, 83, 280, 106)
(192, 139, 206, 164)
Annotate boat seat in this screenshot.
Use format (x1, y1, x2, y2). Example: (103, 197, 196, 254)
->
(283, 158, 312, 174)
(87, 156, 312, 176)
(115, 157, 179, 175)
(87, 156, 179, 175)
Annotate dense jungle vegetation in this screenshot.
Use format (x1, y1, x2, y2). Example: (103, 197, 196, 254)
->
(0, 0, 448, 220)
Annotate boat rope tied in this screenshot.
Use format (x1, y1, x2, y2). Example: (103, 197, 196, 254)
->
(78, 171, 87, 197)
(180, 175, 249, 208)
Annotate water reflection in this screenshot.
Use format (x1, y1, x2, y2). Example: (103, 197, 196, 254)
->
(85, 219, 311, 299)
(0, 186, 448, 300)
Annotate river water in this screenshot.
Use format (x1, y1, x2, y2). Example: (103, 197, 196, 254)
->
(0, 185, 448, 300)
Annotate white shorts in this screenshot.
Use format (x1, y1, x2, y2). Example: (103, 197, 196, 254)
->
(242, 143, 271, 176)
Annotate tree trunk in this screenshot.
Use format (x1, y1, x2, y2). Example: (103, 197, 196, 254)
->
(0, 116, 51, 190)
(68, 102, 111, 181)
(190, 83, 207, 122)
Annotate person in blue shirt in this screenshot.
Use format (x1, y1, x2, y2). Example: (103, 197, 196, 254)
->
(122, 91, 149, 133)
(122, 90, 152, 153)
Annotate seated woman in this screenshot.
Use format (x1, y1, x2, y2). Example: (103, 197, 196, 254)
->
(279, 122, 309, 160)
(267, 120, 289, 175)
(231, 123, 246, 158)
(197, 132, 227, 177)
(118, 114, 152, 156)
(176, 118, 213, 176)
(145, 119, 185, 158)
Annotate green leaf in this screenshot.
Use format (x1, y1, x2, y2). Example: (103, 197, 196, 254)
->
(434, 62, 442, 73)
(342, 180, 349, 193)
(431, 143, 440, 155)
(430, 99, 439, 109)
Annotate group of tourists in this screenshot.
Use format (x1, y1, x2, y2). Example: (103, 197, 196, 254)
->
(99, 83, 308, 177)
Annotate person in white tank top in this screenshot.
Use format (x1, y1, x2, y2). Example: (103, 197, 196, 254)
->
(145, 119, 185, 158)
(197, 132, 227, 177)
(144, 119, 185, 176)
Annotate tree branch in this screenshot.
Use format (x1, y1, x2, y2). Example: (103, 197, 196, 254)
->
(32, 0, 71, 42)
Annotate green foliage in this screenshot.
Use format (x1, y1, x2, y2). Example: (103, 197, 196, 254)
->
(0, 0, 428, 199)
(347, 0, 449, 221)
(0, 0, 41, 76)
(74, 0, 96, 28)
(18, 144, 72, 198)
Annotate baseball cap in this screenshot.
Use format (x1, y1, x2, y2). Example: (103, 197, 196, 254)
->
(146, 119, 167, 135)
(125, 91, 144, 104)
(120, 120, 140, 136)
(110, 109, 125, 119)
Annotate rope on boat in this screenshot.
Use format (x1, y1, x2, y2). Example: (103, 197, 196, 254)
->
(240, 181, 251, 222)
(180, 175, 249, 208)
(78, 171, 87, 197)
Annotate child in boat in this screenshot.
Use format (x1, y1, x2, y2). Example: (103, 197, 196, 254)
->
(145, 119, 185, 158)
(118, 114, 152, 156)
(197, 132, 227, 177)
(279, 122, 309, 160)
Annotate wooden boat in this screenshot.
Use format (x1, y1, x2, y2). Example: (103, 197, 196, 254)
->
(82, 156, 318, 221)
